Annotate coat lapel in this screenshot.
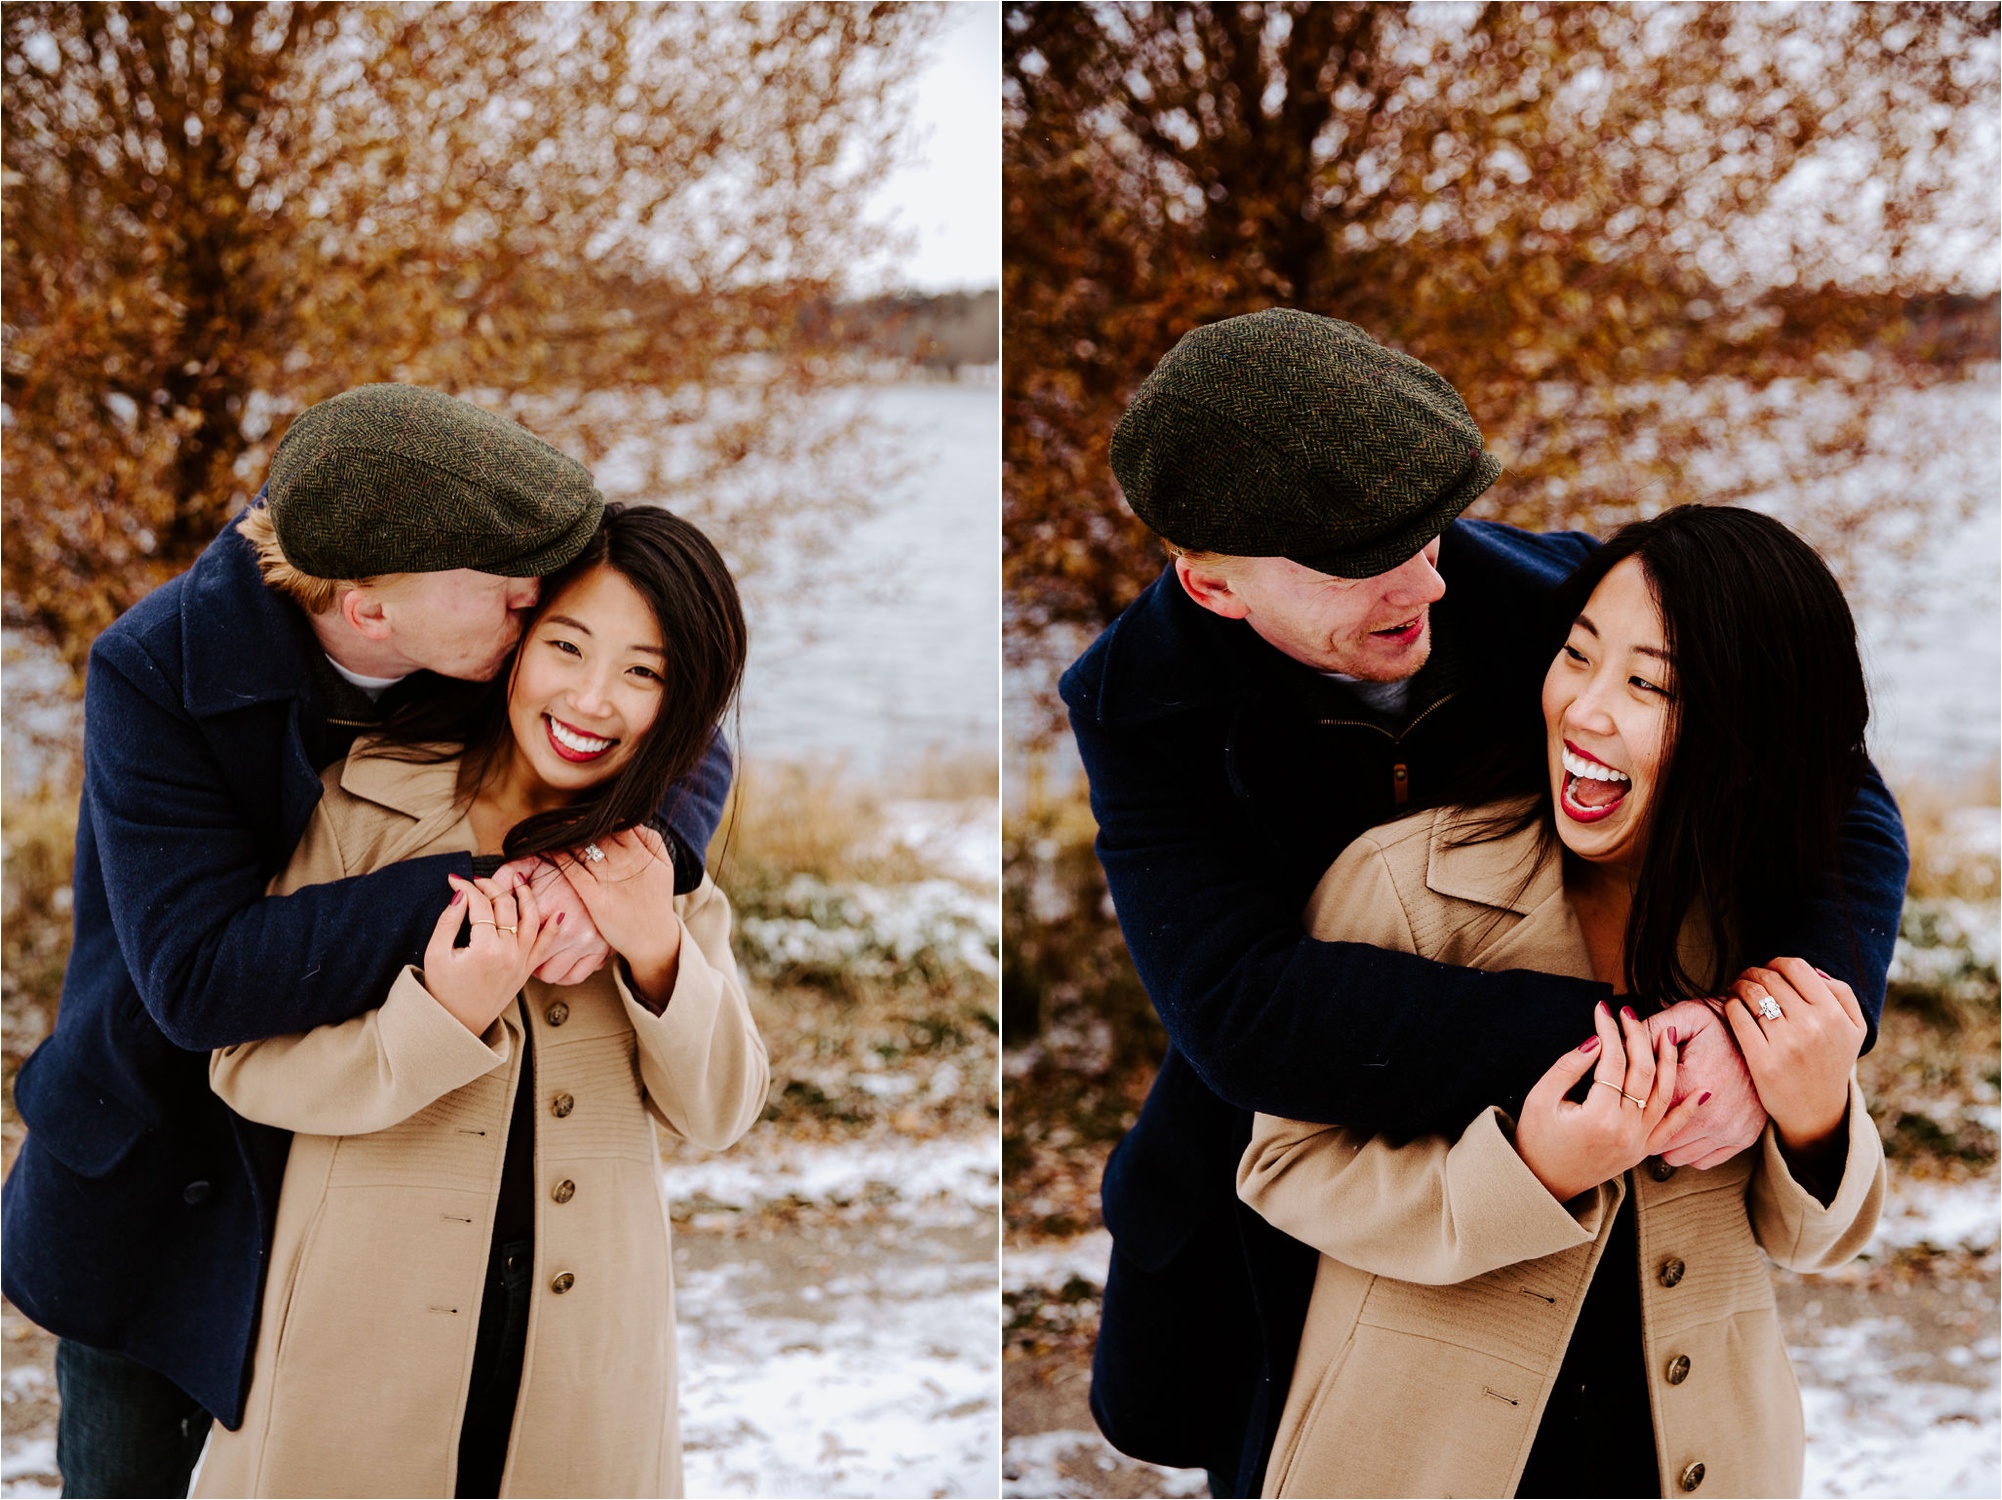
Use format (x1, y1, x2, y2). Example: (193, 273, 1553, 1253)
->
(1423, 805, 1598, 982)
(338, 742, 477, 863)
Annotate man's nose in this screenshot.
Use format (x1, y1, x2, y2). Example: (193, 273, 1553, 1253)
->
(1385, 547, 1446, 605)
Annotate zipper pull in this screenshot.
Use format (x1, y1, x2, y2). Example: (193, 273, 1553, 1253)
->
(1393, 761, 1410, 806)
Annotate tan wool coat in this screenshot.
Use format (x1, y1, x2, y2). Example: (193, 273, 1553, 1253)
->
(194, 746, 769, 1499)
(1237, 804, 1885, 1500)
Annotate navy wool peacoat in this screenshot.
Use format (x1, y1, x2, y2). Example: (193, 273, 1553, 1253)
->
(1060, 518, 1911, 1497)
(0, 511, 731, 1428)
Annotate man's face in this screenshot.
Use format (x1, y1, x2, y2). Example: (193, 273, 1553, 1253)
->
(1175, 539, 1446, 680)
(369, 569, 542, 680)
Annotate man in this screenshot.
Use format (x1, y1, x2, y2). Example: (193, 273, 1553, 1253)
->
(1, 385, 732, 1497)
(1059, 311, 1910, 1496)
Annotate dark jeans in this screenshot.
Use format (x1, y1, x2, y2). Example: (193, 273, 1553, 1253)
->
(54, 1339, 210, 1500)
(454, 1236, 534, 1498)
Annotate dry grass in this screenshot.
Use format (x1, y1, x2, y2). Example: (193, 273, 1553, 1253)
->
(710, 749, 997, 890)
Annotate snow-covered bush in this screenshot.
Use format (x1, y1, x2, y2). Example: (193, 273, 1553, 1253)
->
(733, 874, 998, 989)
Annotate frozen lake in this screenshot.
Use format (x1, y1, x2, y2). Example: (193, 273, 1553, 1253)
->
(735, 380, 999, 775)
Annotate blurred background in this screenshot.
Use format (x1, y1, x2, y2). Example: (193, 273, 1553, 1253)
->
(1, 3, 999, 1496)
(998, 5, 1999, 1496)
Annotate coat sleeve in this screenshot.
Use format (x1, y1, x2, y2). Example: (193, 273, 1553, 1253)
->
(1762, 764, 1907, 1050)
(1073, 693, 1606, 1136)
(610, 875, 768, 1153)
(210, 966, 513, 1134)
(1236, 836, 1612, 1284)
(1745, 1075, 1887, 1273)
(84, 635, 474, 1050)
(207, 798, 512, 1133)
(654, 729, 733, 894)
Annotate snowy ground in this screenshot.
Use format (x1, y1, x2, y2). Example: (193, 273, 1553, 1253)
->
(0, 1130, 1000, 1500)
(1001, 1174, 2001, 1500)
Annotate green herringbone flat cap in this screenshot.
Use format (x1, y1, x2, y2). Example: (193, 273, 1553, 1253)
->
(267, 384, 604, 578)
(1111, 309, 1501, 578)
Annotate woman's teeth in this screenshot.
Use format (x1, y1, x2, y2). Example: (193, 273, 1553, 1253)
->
(1562, 748, 1630, 786)
(548, 716, 612, 755)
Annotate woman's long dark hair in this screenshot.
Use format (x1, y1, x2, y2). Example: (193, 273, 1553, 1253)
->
(1455, 505, 1869, 1002)
(377, 502, 747, 863)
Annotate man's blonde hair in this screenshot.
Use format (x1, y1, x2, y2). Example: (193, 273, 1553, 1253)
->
(1159, 537, 1244, 576)
(239, 506, 381, 615)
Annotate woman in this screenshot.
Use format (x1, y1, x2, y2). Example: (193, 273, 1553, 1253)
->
(1238, 505, 1887, 1499)
(196, 504, 767, 1498)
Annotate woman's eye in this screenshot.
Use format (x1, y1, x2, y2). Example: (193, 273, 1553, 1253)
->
(549, 638, 582, 657)
(629, 664, 662, 684)
(1631, 675, 1666, 696)
(1562, 644, 1587, 663)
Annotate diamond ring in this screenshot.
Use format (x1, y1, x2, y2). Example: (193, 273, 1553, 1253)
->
(583, 843, 606, 863)
(1756, 992, 1783, 1022)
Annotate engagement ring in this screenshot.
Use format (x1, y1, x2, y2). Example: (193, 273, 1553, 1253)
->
(583, 843, 606, 863)
(1756, 993, 1783, 1021)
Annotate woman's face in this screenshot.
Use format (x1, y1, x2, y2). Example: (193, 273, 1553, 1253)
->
(506, 563, 664, 794)
(1541, 556, 1674, 873)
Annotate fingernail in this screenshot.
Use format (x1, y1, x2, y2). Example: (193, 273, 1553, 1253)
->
(1597, 1001, 1611, 1017)
(1621, 1005, 1638, 1022)
(1813, 967, 1831, 979)
(451, 889, 464, 905)
(1667, 1026, 1677, 1046)
(1698, 1091, 1712, 1105)
(1580, 1036, 1600, 1053)
(555, 912, 566, 925)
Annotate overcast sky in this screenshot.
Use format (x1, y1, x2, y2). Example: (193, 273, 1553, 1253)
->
(862, 3, 999, 293)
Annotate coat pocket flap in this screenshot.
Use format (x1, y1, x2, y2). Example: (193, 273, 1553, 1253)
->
(13, 1048, 152, 1179)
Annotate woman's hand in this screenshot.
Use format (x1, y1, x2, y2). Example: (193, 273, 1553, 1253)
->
(422, 872, 553, 1034)
(554, 827, 684, 1010)
(1515, 1002, 1711, 1203)
(1724, 957, 1866, 1160)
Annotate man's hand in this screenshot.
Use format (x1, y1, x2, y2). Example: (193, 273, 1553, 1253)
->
(497, 856, 611, 986)
(1645, 998, 1767, 1168)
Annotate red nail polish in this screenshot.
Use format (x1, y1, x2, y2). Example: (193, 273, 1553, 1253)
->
(1698, 1091, 1712, 1105)
(1621, 1005, 1638, 1022)
(555, 912, 566, 925)
(1667, 1026, 1677, 1047)
(1580, 1036, 1600, 1053)
(451, 889, 464, 905)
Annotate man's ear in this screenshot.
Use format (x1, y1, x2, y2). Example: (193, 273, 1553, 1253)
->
(1174, 555, 1250, 620)
(336, 586, 394, 641)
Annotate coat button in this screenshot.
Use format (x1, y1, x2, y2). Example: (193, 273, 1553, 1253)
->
(552, 1179, 576, 1204)
(182, 1180, 212, 1206)
(1680, 1461, 1706, 1490)
(1667, 1354, 1691, 1384)
(1651, 1158, 1677, 1182)
(551, 1092, 575, 1118)
(550, 1272, 575, 1294)
(546, 1001, 570, 1026)
(1659, 1257, 1686, 1288)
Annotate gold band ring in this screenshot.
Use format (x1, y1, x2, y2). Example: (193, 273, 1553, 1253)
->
(1591, 1078, 1649, 1108)
(498, 925, 518, 936)
(468, 918, 497, 928)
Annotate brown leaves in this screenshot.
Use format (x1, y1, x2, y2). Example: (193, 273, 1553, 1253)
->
(4, 1, 940, 691)
(1003, 2, 1999, 736)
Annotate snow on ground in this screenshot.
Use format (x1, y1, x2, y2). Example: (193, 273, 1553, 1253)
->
(672, 1129, 1000, 1498)
(679, 1237, 997, 1498)
(877, 798, 1002, 892)
(669, 1130, 1000, 1229)
(1865, 1173, 2001, 1258)
(1002, 1429, 1206, 1499)
(1796, 1318, 1999, 1500)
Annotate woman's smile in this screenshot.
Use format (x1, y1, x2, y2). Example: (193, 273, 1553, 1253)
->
(505, 563, 665, 795)
(544, 712, 618, 763)
(1541, 556, 1673, 871)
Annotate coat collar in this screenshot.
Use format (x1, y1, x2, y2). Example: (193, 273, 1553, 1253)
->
(178, 500, 323, 717)
(1423, 801, 1561, 915)
(336, 740, 468, 820)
